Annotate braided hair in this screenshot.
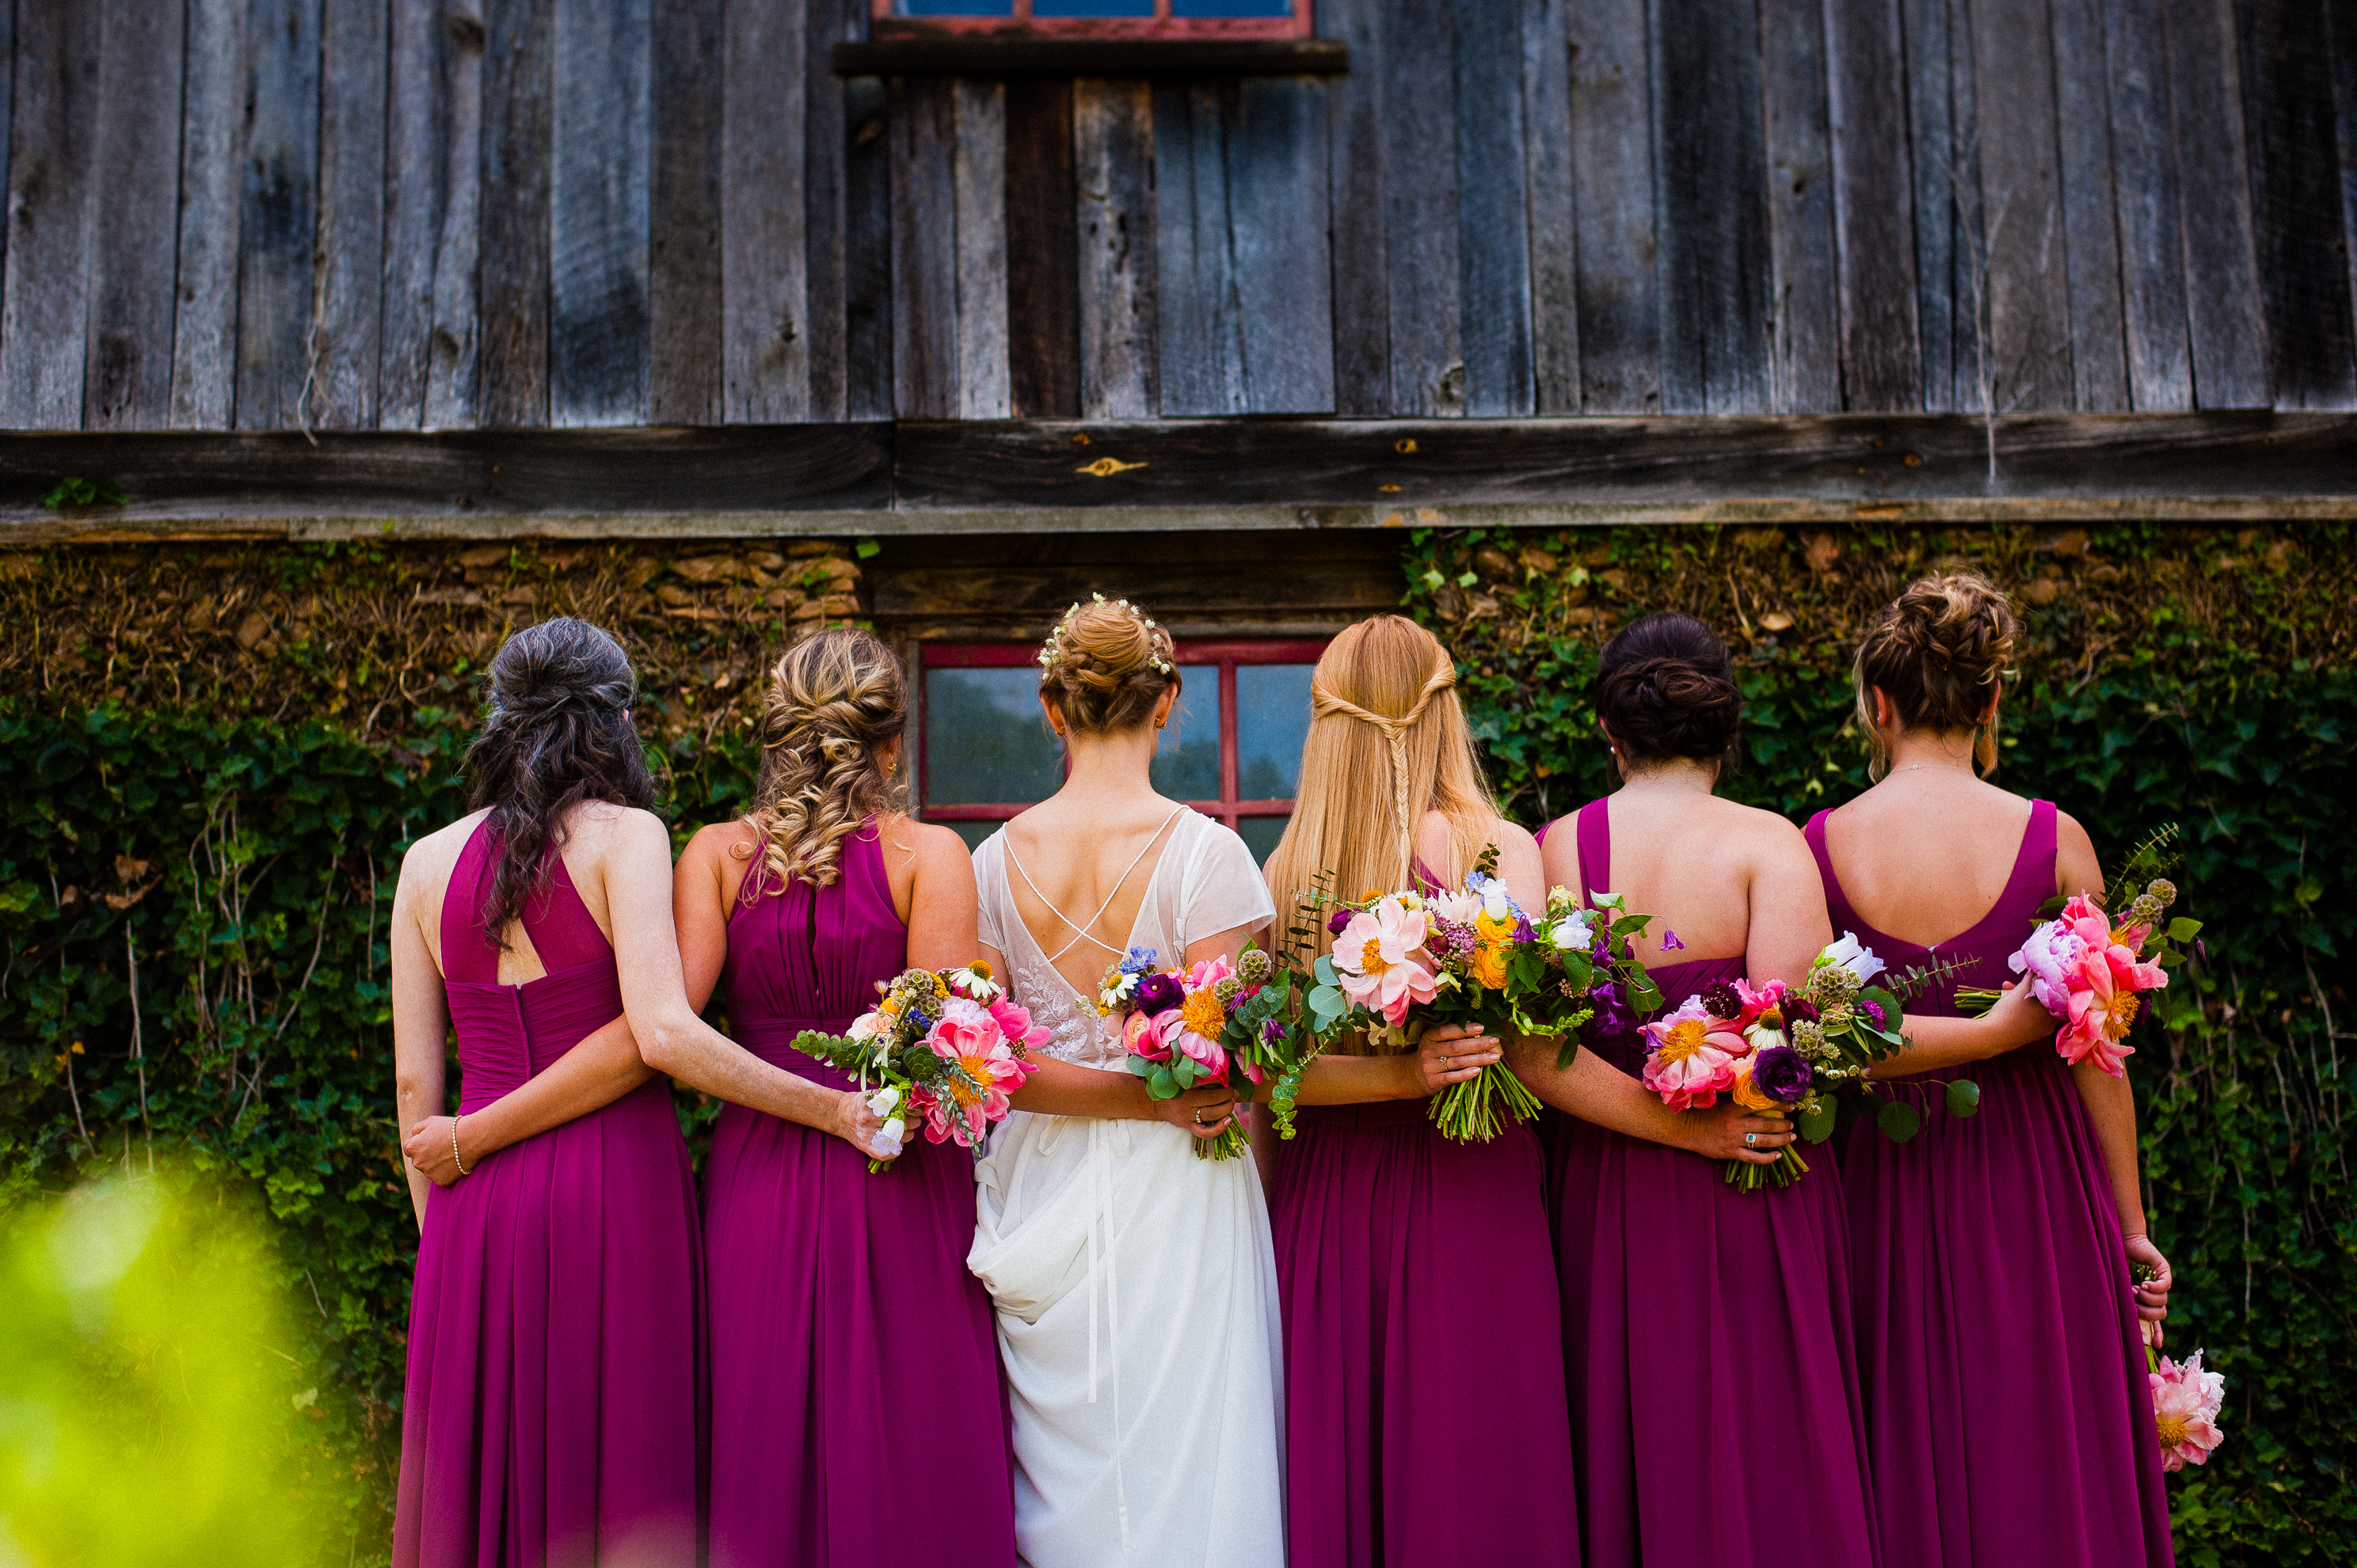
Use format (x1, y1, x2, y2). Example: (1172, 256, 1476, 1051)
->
(462, 617, 655, 942)
(1592, 613, 1745, 770)
(744, 626, 908, 891)
(1852, 571, 2019, 777)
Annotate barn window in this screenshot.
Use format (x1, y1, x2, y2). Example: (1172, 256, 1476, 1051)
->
(876, 0, 1312, 36)
(920, 638, 1326, 861)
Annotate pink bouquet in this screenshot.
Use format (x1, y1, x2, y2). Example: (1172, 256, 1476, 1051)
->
(2142, 1319, 2226, 1472)
(1103, 944, 1321, 1160)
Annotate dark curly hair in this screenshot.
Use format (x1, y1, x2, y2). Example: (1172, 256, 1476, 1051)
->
(1852, 571, 2018, 777)
(1592, 612, 1744, 770)
(462, 618, 654, 942)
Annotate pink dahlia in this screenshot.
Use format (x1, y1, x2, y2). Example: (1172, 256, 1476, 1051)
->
(2149, 1349, 2226, 1472)
(1331, 896, 1441, 1026)
(1640, 996, 1751, 1111)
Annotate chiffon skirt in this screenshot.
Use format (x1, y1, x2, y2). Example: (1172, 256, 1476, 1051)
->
(1841, 1049, 2173, 1567)
(703, 1097, 1015, 1568)
(1272, 1102, 1580, 1568)
(1546, 1107, 1879, 1568)
(394, 1078, 703, 1568)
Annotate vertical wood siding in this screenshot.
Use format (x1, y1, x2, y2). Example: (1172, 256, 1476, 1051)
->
(1, 0, 2351, 430)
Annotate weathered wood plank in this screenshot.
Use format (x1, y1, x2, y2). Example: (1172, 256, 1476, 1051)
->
(84, 0, 188, 430)
(1454, 0, 1533, 416)
(843, 70, 894, 421)
(2049, 0, 2127, 410)
(381, 0, 447, 428)
(889, 75, 959, 421)
(1320, 0, 1389, 414)
(2327, 0, 2357, 371)
(1651, 0, 1773, 413)
(234, 0, 324, 430)
(550, 0, 650, 426)
(1758, 0, 1841, 413)
(805, 0, 857, 423)
(1823, 0, 1920, 410)
(954, 78, 1011, 421)
(722, 0, 809, 423)
(0, 2, 101, 429)
(2237, 0, 2356, 409)
(2164, 0, 2271, 408)
(313, 0, 388, 428)
(2103, 0, 2191, 411)
(0, 2, 13, 314)
(649, 0, 722, 424)
(1229, 77, 1334, 414)
(1383, 0, 1464, 413)
(1567, 0, 1658, 413)
(1521, 0, 1578, 413)
(479, 0, 552, 427)
(1004, 77, 1080, 418)
(1153, 82, 1245, 417)
(425, 2, 488, 428)
(1898, 0, 1966, 409)
(1966, 0, 2073, 414)
(171, 0, 248, 428)
(1072, 78, 1156, 420)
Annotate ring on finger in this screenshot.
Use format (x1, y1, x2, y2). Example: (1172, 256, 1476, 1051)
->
(1744, 1132, 1757, 1148)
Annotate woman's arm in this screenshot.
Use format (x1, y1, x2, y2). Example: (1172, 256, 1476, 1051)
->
(1868, 980, 2053, 1075)
(673, 823, 741, 1013)
(2076, 1060, 2172, 1327)
(402, 1014, 654, 1184)
(986, 940, 1239, 1139)
(1510, 1037, 1792, 1163)
(390, 858, 451, 1231)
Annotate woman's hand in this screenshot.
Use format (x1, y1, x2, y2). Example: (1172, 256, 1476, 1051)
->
(1152, 1084, 1239, 1141)
(1673, 1102, 1796, 1165)
(1411, 1022, 1502, 1097)
(831, 1089, 895, 1161)
(1983, 978, 2056, 1052)
(402, 1114, 467, 1187)
(2125, 1232, 2172, 1332)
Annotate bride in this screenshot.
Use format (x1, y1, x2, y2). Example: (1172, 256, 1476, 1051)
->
(969, 596, 1285, 1568)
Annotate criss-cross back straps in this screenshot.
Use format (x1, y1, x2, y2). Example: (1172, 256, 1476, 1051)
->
(1006, 804, 1190, 966)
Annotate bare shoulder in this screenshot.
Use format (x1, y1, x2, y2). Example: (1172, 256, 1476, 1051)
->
(394, 809, 489, 896)
(1490, 817, 1542, 858)
(682, 816, 760, 866)
(880, 813, 974, 873)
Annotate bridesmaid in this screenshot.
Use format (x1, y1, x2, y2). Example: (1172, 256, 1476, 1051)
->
(1260, 615, 1789, 1568)
(1808, 573, 2174, 1567)
(672, 627, 1016, 1568)
(390, 618, 706, 1568)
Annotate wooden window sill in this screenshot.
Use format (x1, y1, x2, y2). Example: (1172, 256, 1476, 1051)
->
(832, 37, 1347, 76)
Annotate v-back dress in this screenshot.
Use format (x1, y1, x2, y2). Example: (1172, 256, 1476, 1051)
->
(394, 818, 702, 1568)
(1540, 797, 1878, 1568)
(1807, 800, 2172, 1568)
(703, 820, 1015, 1568)
(967, 809, 1285, 1568)
(1270, 858, 1580, 1568)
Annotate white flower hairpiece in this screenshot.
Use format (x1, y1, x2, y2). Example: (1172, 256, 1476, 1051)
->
(1036, 592, 1175, 678)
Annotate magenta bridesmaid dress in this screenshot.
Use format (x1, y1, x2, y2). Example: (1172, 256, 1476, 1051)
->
(1807, 799, 2172, 1567)
(702, 821, 1016, 1568)
(1269, 857, 1580, 1568)
(394, 822, 703, 1568)
(1540, 798, 1877, 1568)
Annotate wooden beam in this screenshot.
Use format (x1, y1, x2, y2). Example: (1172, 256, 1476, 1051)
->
(831, 39, 1348, 78)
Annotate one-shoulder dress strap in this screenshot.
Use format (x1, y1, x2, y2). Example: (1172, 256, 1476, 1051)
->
(1803, 809, 1860, 934)
(1574, 797, 1613, 902)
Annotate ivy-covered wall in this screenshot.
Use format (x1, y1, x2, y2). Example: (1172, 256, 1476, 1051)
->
(2, 525, 2350, 1565)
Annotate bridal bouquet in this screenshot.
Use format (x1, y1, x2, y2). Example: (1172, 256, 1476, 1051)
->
(791, 962, 1044, 1172)
(1956, 827, 2199, 1077)
(1642, 934, 1978, 1191)
(1308, 850, 1658, 1144)
(1103, 942, 1323, 1161)
(2142, 1317, 2226, 1472)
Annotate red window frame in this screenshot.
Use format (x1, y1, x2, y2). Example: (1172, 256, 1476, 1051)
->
(872, 1, 1313, 41)
(918, 637, 1330, 832)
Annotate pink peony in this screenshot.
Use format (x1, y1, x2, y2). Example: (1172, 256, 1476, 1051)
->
(1123, 1007, 1171, 1062)
(2012, 916, 2089, 1017)
(1732, 977, 1786, 1029)
(922, 1006, 1031, 1146)
(1641, 996, 1752, 1111)
(1149, 1007, 1228, 1083)
(988, 996, 1053, 1056)
(1331, 896, 1441, 1026)
(2149, 1349, 2226, 1472)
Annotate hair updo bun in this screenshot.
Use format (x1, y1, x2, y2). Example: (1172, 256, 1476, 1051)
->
(1852, 571, 2018, 776)
(1038, 595, 1180, 736)
(1592, 612, 1744, 768)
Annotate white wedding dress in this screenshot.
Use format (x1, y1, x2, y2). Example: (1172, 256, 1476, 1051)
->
(969, 810, 1286, 1568)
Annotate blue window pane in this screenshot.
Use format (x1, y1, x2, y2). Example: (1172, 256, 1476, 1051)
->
(1033, 0, 1156, 13)
(1151, 665, 1221, 800)
(1238, 814, 1290, 865)
(899, 0, 1015, 13)
(926, 668, 1064, 805)
(1236, 664, 1313, 800)
(1171, 0, 1295, 13)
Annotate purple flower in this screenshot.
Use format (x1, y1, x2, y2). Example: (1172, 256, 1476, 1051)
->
(1132, 973, 1184, 1017)
(1428, 918, 1476, 961)
(1514, 915, 1536, 944)
(1261, 1018, 1288, 1048)
(1857, 998, 1887, 1031)
(1661, 928, 1687, 952)
(1585, 983, 1641, 1049)
(1698, 980, 1745, 1022)
(1785, 996, 1822, 1026)
(1750, 1045, 1813, 1105)
(1328, 908, 1353, 936)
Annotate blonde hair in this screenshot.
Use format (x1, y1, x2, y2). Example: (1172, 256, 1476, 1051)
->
(1853, 571, 2019, 778)
(1264, 616, 1504, 983)
(742, 626, 907, 891)
(1037, 595, 1179, 736)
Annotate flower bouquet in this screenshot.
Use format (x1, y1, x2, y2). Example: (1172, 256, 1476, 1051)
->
(790, 962, 1044, 1172)
(1102, 944, 1323, 1160)
(1304, 849, 1658, 1144)
(2142, 1316, 2226, 1472)
(1957, 830, 2199, 1078)
(1641, 934, 1979, 1191)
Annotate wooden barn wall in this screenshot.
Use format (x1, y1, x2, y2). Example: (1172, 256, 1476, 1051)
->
(2, 0, 2355, 434)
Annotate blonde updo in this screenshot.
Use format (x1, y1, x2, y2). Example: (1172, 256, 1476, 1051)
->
(743, 626, 908, 890)
(1036, 595, 1179, 736)
(1852, 571, 2019, 778)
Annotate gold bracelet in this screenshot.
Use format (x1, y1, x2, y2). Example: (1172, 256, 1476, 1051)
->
(451, 1114, 469, 1177)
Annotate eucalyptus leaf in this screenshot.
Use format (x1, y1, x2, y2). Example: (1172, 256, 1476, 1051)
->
(1876, 1099, 1922, 1144)
(1945, 1079, 1982, 1118)
(1797, 1102, 1837, 1143)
